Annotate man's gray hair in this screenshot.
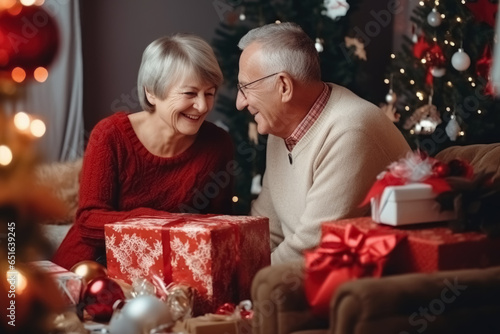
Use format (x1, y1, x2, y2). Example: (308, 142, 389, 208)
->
(238, 22, 321, 82)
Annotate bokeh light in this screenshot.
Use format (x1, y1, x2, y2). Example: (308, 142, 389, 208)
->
(30, 119, 46, 137)
(14, 111, 30, 130)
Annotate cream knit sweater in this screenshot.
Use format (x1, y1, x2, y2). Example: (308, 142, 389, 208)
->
(251, 83, 411, 264)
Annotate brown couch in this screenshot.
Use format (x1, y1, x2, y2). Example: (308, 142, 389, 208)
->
(250, 143, 500, 334)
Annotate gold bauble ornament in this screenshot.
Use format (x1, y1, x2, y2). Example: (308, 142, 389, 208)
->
(70, 260, 107, 287)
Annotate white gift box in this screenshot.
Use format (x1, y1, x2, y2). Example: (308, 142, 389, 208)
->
(371, 183, 456, 226)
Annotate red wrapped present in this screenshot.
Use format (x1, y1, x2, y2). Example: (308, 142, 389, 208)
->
(322, 217, 500, 274)
(304, 224, 403, 317)
(105, 214, 270, 315)
(29, 260, 83, 307)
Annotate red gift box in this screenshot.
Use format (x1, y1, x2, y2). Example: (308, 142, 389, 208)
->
(105, 214, 270, 315)
(29, 260, 83, 307)
(321, 217, 500, 274)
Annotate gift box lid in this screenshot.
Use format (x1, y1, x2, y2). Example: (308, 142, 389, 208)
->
(381, 183, 437, 203)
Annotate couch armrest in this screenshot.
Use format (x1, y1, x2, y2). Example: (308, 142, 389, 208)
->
(330, 265, 500, 334)
(251, 261, 328, 334)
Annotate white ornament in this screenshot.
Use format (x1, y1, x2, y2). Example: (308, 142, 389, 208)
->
(415, 118, 439, 135)
(451, 48, 471, 71)
(412, 33, 419, 43)
(322, 0, 350, 20)
(109, 295, 173, 334)
(431, 67, 446, 77)
(314, 38, 324, 52)
(427, 8, 442, 27)
(385, 89, 397, 104)
(445, 116, 460, 141)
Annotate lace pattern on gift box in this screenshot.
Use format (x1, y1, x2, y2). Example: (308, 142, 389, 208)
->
(105, 233, 163, 279)
(171, 236, 212, 294)
(170, 223, 236, 297)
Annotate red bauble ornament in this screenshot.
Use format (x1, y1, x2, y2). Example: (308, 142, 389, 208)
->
(0, 5, 60, 74)
(432, 161, 450, 178)
(70, 260, 108, 288)
(80, 277, 125, 323)
(465, 0, 498, 27)
(424, 43, 445, 68)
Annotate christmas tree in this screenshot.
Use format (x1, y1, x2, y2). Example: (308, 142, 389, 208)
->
(211, 0, 367, 214)
(385, 0, 500, 156)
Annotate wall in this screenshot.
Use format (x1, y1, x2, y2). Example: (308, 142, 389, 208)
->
(80, 0, 396, 135)
(80, 0, 224, 133)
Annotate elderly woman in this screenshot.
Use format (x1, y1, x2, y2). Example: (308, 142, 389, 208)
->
(53, 34, 234, 269)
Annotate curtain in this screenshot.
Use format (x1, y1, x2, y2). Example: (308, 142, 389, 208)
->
(4, 0, 83, 162)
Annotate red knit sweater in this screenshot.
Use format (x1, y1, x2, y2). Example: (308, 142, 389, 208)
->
(52, 112, 234, 269)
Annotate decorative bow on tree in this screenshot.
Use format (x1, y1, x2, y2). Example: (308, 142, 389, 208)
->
(304, 224, 404, 317)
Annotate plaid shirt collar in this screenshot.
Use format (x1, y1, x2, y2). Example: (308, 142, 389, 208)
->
(285, 83, 331, 151)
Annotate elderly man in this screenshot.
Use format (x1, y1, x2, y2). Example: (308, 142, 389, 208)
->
(236, 22, 410, 264)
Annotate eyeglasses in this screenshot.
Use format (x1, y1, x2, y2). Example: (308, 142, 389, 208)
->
(237, 72, 279, 98)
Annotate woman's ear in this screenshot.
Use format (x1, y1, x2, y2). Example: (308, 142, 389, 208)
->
(145, 88, 156, 105)
(278, 73, 293, 103)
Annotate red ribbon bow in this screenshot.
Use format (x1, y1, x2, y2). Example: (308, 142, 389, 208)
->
(304, 224, 403, 317)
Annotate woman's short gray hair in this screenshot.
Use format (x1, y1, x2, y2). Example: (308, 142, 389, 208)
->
(238, 22, 321, 82)
(137, 33, 223, 111)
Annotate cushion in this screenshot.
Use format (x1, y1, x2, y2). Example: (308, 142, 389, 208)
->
(35, 158, 82, 224)
(435, 143, 500, 180)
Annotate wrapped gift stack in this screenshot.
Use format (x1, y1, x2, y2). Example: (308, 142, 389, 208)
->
(303, 150, 500, 318)
(321, 217, 500, 274)
(104, 213, 270, 316)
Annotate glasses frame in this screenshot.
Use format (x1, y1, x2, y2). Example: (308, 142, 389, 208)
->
(237, 72, 279, 98)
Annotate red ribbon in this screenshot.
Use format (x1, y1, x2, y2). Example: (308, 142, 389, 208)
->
(304, 224, 403, 317)
(359, 174, 451, 207)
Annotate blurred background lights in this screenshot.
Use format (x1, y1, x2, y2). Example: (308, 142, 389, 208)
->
(0, 145, 13, 166)
(0, 0, 16, 9)
(34, 67, 49, 82)
(30, 119, 46, 137)
(20, 0, 36, 5)
(11, 67, 26, 83)
(232, 196, 239, 203)
(5, 270, 28, 294)
(14, 111, 30, 130)
(30, 119, 46, 138)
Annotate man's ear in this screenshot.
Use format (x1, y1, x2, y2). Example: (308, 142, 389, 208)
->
(278, 73, 293, 103)
(145, 88, 156, 105)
